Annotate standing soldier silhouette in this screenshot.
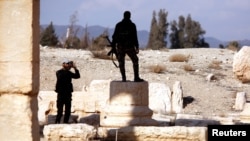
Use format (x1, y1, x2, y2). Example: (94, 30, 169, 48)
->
(112, 11, 144, 82)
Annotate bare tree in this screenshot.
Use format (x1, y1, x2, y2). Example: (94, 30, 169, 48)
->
(80, 25, 90, 49)
(64, 11, 80, 49)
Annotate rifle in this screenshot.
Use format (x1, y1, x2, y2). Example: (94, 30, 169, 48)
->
(105, 36, 119, 68)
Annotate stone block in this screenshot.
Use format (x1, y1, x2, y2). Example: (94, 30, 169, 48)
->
(102, 105, 153, 116)
(109, 81, 149, 106)
(0, 0, 39, 61)
(43, 124, 95, 141)
(149, 82, 172, 114)
(43, 125, 207, 141)
(234, 92, 246, 110)
(100, 115, 158, 127)
(99, 126, 207, 141)
(83, 80, 110, 113)
(233, 46, 250, 82)
(0, 61, 39, 94)
(0, 0, 39, 94)
(100, 81, 158, 127)
(240, 103, 250, 123)
(0, 94, 39, 141)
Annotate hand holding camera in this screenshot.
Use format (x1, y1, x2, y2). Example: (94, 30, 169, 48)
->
(69, 61, 77, 69)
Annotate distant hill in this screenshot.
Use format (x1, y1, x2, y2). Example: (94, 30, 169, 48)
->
(41, 24, 250, 48)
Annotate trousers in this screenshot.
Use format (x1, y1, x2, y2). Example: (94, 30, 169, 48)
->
(116, 46, 140, 81)
(55, 94, 72, 123)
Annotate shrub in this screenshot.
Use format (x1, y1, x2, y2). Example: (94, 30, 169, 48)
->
(148, 64, 167, 73)
(208, 60, 222, 69)
(91, 49, 113, 60)
(169, 53, 189, 62)
(183, 64, 194, 71)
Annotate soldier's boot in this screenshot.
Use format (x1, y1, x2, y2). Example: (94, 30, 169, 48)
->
(133, 65, 144, 82)
(120, 67, 126, 82)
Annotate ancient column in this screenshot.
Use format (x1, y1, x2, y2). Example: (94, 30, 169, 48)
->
(100, 81, 158, 127)
(0, 0, 40, 140)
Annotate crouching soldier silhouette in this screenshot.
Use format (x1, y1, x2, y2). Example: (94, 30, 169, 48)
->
(112, 11, 144, 82)
(55, 59, 80, 123)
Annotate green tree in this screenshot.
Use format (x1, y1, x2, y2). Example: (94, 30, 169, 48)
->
(169, 20, 179, 49)
(147, 9, 168, 50)
(178, 16, 185, 48)
(184, 14, 208, 48)
(169, 14, 209, 48)
(147, 11, 158, 49)
(40, 22, 59, 46)
(157, 9, 168, 48)
(184, 15, 194, 48)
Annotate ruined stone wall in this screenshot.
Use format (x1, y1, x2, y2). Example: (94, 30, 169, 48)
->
(0, 0, 40, 140)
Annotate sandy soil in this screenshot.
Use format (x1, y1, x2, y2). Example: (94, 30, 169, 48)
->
(40, 47, 250, 117)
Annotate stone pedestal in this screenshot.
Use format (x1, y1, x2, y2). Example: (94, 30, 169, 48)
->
(100, 81, 158, 127)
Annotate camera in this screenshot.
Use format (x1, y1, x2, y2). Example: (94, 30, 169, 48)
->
(68, 61, 73, 66)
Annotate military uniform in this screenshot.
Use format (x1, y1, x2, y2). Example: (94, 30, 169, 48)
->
(112, 11, 144, 82)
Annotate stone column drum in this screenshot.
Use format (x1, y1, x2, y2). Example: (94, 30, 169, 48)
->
(100, 81, 158, 127)
(0, 0, 40, 140)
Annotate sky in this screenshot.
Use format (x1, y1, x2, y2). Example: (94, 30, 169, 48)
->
(40, 0, 250, 41)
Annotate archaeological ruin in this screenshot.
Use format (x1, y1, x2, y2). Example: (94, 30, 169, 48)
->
(1, 1, 250, 141)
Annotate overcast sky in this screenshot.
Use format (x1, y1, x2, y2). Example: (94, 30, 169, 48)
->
(40, 0, 250, 41)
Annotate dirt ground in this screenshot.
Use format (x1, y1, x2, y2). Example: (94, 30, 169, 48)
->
(40, 47, 250, 117)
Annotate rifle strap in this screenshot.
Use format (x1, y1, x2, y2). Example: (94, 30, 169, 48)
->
(111, 52, 119, 68)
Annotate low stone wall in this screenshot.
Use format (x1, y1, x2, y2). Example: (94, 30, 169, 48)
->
(39, 80, 250, 141)
(38, 80, 184, 125)
(43, 124, 207, 141)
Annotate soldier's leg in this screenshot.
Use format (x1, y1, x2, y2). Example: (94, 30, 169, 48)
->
(117, 50, 126, 81)
(127, 51, 144, 82)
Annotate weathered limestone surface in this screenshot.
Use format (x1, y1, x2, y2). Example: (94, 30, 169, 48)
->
(83, 79, 110, 112)
(0, 94, 39, 141)
(100, 81, 158, 127)
(43, 124, 207, 141)
(43, 124, 95, 141)
(149, 82, 172, 114)
(0, 0, 40, 94)
(172, 81, 183, 113)
(149, 81, 183, 115)
(109, 81, 149, 106)
(101, 126, 207, 141)
(0, 0, 40, 140)
(240, 103, 250, 123)
(233, 46, 250, 83)
(234, 92, 246, 111)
